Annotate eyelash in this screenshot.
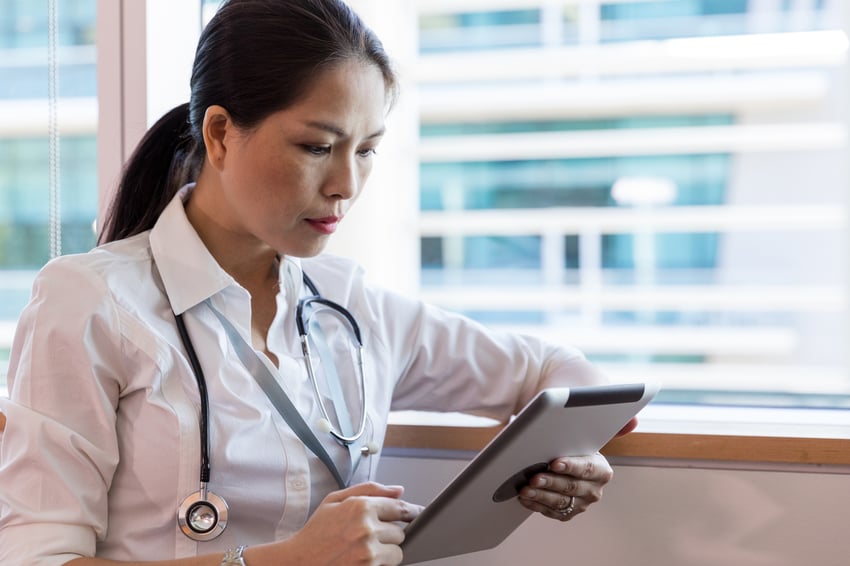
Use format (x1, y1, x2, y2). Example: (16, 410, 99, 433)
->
(301, 145, 377, 158)
(303, 145, 331, 156)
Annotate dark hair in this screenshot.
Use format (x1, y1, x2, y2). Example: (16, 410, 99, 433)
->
(98, 0, 398, 244)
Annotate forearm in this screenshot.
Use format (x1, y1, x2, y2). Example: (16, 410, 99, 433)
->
(536, 353, 610, 392)
(66, 543, 287, 566)
(68, 554, 221, 566)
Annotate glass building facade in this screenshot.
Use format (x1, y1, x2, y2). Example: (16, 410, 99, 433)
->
(1, 0, 847, 409)
(412, 0, 848, 406)
(0, 0, 97, 385)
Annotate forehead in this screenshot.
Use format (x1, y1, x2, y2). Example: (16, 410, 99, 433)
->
(277, 60, 389, 128)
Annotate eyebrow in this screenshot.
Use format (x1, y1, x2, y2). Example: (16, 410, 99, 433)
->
(305, 120, 386, 140)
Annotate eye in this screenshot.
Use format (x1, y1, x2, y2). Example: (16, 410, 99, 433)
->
(302, 144, 331, 156)
(357, 147, 377, 158)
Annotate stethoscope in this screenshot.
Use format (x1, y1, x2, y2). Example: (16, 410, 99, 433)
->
(173, 272, 372, 541)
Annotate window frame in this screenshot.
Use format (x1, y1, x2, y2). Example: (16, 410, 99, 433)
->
(384, 423, 850, 469)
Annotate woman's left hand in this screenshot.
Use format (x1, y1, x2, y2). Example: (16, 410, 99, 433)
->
(517, 452, 614, 522)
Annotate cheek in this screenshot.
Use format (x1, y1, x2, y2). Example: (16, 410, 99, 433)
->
(247, 158, 305, 202)
(355, 162, 374, 193)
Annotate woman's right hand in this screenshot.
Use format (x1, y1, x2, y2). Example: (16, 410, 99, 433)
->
(255, 482, 423, 566)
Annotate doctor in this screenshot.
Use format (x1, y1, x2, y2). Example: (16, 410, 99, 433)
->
(0, 1, 634, 565)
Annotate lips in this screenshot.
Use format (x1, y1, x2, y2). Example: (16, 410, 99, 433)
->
(305, 216, 341, 235)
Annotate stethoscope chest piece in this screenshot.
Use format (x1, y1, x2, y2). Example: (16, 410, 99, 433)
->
(177, 487, 229, 541)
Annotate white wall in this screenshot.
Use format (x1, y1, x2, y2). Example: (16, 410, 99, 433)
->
(378, 454, 850, 566)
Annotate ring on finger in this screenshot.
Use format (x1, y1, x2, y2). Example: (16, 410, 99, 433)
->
(557, 496, 575, 516)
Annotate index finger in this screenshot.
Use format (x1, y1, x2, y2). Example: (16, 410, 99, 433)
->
(324, 482, 405, 504)
(374, 496, 424, 524)
(549, 453, 612, 481)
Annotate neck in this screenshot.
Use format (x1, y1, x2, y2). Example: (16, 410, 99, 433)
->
(184, 182, 279, 289)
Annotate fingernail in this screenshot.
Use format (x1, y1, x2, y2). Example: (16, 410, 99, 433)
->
(525, 489, 537, 498)
(552, 462, 566, 472)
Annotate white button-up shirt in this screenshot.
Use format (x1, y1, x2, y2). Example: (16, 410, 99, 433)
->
(0, 187, 600, 565)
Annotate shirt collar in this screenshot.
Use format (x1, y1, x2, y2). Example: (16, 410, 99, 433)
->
(149, 184, 307, 315)
(279, 255, 305, 302)
(149, 184, 234, 315)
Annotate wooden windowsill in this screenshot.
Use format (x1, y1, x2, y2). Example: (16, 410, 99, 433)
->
(385, 424, 850, 467)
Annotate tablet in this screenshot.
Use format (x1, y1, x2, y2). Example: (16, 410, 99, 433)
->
(399, 382, 660, 565)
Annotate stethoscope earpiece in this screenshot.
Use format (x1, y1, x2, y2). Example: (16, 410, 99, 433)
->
(316, 417, 333, 434)
(318, 418, 378, 455)
(361, 441, 379, 455)
(177, 487, 229, 541)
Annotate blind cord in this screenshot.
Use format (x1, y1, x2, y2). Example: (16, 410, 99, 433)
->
(47, 0, 61, 259)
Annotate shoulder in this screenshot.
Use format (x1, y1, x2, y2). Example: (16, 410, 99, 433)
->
(27, 233, 157, 329)
(298, 253, 409, 323)
(36, 233, 152, 293)
(299, 253, 429, 325)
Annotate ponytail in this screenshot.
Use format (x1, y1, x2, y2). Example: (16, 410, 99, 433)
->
(98, 103, 203, 244)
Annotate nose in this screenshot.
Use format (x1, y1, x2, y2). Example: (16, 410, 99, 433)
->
(323, 154, 360, 200)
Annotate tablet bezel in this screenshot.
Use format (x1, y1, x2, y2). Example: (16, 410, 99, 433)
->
(399, 382, 660, 565)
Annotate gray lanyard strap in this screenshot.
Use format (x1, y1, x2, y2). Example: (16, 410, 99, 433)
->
(205, 300, 350, 489)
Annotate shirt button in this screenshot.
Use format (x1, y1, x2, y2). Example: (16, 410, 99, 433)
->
(290, 477, 307, 490)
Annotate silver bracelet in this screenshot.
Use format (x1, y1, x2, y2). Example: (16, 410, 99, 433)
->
(220, 545, 247, 566)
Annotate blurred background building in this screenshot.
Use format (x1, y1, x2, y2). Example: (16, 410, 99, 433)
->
(1, 0, 847, 409)
(0, 0, 97, 384)
(394, 0, 850, 408)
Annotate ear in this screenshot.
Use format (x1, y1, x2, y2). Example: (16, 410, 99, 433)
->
(201, 104, 233, 172)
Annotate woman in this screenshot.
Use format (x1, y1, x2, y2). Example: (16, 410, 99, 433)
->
(0, 1, 631, 564)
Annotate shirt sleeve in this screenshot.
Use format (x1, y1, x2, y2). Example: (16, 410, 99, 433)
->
(360, 279, 609, 423)
(0, 258, 126, 566)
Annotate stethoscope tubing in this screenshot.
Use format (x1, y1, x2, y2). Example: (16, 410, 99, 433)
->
(297, 273, 368, 445)
(174, 311, 211, 484)
(300, 335, 367, 445)
(295, 296, 363, 345)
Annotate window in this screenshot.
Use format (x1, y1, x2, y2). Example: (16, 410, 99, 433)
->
(354, 0, 850, 420)
(5, 1, 848, 441)
(0, 0, 98, 392)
